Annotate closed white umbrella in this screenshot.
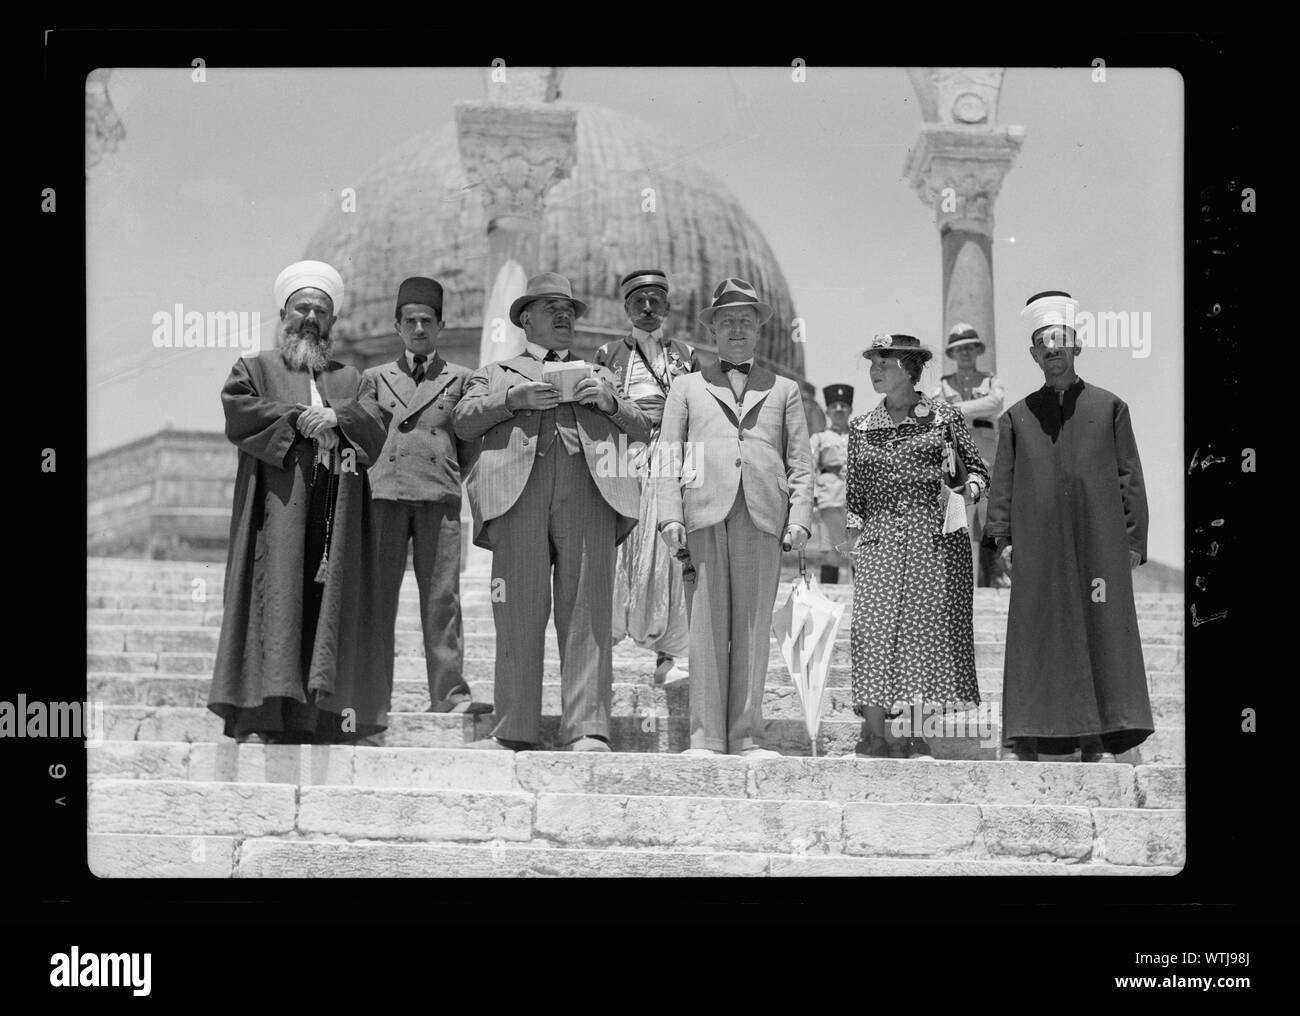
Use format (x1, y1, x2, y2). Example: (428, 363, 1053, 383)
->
(771, 554, 845, 757)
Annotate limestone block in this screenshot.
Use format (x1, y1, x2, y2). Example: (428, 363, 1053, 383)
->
(88, 779, 296, 836)
(535, 793, 841, 853)
(842, 802, 982, 857)
(88, 833, 237, 878)
(87, 741, 190, 781)
(980, 805, 1094, 861)
(296, 786, 532, 842)
(515, 752, 750, 798)
(1094, 808, 1185, 867)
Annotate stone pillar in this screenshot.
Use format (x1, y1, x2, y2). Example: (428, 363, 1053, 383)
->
(455, 68, 577, 365)
(903, 69, 1023, 375)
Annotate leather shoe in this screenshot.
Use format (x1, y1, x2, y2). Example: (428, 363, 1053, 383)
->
(566, 735, 611, 752)
(1003, 737, 1038, 762)
(903, 737, 934, 760)
(428, 692, 493, 715)
(463, 736, 534, 751)
(853, 735, 895, 759)
(1079, 736, 1116, 763)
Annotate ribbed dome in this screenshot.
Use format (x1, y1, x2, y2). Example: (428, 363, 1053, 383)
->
(305, 103, 805, 379)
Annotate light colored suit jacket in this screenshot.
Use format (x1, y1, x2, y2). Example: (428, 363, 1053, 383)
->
(656, 363, 814, 538)
(452, 353, 652, 550)
(361, 353, 473, 506)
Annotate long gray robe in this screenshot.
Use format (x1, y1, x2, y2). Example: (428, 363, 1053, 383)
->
(983, 378, 1153, 754)
(208, 351, 389, 742)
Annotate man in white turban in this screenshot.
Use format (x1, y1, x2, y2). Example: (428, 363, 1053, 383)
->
(209, 260, 391, 744)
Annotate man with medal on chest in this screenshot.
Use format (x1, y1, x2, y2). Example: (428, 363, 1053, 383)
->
(594, 268, 702, 684)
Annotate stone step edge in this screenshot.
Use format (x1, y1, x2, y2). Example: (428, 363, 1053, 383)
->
(86, 833, 1183, 878)
(87, 782, 1185, 866)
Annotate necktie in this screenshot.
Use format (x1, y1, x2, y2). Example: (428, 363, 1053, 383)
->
(544, 349, 561, 362)
(720, 360, 750, 374)
(412, 354, 427, 385)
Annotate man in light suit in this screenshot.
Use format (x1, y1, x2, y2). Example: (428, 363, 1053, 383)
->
(453, 273, 651, 751)
(656, 278, 814, 758)
(360, 277, 487, 716)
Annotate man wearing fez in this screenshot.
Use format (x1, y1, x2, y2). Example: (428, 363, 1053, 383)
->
(360, 277, 487, 715)
(594, 269, 701, 683)
(984, 291, 1153, 762)
(657, 278, 814, 758)
(807, 384, 854, 585)
(931, 323, 1006, 586)
(453, 273, 651, 751)
(209, 261, 389, 744)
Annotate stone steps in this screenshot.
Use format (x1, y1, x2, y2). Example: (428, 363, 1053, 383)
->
(85, 774, 1184, 872)
(93, 704, 1186, 764)
(88, 742, 1187, 808)
(86, 835, 1183, 878)
(84, 559, 1184, 878)
(86, 638, 1186, 675)
(85, 673, 1188, 725)
(84, 624, 1187, 652)
(83, 606, 1188, 639)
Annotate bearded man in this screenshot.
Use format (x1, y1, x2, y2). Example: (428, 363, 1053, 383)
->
(208, 260, 389, 744)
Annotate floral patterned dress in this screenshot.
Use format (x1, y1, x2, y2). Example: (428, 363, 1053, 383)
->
(845, 394, 990, 715)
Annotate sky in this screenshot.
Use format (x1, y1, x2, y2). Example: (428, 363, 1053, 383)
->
(86, 65, 1182, 565)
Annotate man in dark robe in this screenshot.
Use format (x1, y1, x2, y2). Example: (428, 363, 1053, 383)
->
(208, 260, 389, 744)
(984, 290, 1153, 762)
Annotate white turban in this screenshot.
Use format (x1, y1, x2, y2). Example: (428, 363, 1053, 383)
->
(1021, 291, 1078, 334)
(274, 260, 344, 313)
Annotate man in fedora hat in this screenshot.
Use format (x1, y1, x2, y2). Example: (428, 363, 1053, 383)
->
(453, 273, 651, 751)
(985, 291, 1152, 763)
(656, 277, 814, 758)
(807, 383, 855, 585)
(595, 269, 701, 683)
(360, 277, 488, 717)
(931, 323, 1005, 586)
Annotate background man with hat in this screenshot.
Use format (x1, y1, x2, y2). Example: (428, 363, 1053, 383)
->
(209, 260, 389, 744)
(595, 268, 702, 683)
(453, 273, 650, 751)
(656, 277, 814, 758)
(360, 277, 486, 715)
(806, 383, 855, 585)
(984, 290, 1152, 763)
(931, 323, 1006, 586)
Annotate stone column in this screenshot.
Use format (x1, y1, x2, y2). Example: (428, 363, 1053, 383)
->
(455, 68, 577, 365)
(903, 69, 1023, 375)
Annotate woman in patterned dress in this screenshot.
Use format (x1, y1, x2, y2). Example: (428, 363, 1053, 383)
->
(845, 334, 990, 759)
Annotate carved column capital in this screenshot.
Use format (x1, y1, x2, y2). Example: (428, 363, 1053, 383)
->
(904, 124, 1025, 234)
(455, 102, 578, 223)
(86, 68, 126, 171)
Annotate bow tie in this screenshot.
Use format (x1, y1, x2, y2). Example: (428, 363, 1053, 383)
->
(720, 360, 751, 374)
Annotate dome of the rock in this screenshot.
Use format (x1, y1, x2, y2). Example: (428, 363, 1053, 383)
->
(304, 103, 809, 399)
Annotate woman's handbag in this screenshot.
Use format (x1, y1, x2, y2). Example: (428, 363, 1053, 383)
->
(940, 413, 970, 535)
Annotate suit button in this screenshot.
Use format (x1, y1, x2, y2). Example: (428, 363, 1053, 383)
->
(388, 455, 395, 462)
(735, 458, 742, 466)
(430, 457, 437, 462)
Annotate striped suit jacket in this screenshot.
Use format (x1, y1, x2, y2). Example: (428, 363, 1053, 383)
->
(452, 353, 652, 550)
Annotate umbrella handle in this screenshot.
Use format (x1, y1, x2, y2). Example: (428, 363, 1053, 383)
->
(798, 550, 807, 586)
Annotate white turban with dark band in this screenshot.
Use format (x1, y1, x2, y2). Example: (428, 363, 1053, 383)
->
(274, 260, 345, 312)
